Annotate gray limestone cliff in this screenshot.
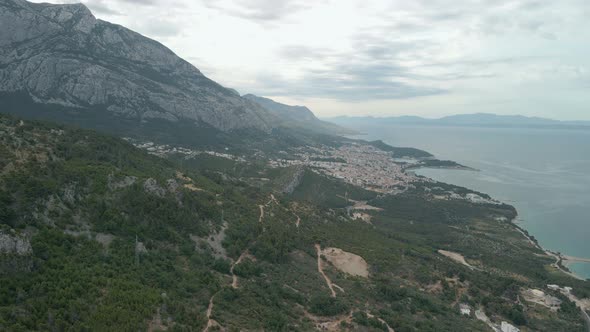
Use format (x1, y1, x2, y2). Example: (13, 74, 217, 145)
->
(0, 0, 275, 132)
(0, 231, 32, 255)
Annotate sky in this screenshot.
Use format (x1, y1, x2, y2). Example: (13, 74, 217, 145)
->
(32, 0, 590, 120)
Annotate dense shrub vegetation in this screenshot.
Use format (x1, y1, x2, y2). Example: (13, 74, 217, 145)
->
(0, 114, 588, 331)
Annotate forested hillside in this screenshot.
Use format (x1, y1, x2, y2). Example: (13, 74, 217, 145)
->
(0, 114, 588, 331)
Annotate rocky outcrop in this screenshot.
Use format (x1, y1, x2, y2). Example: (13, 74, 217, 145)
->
(282, 167, 304, 194)
(0, 231, 32, 255)
(143, 178, 166, 197)
(0, 0, 275, 132)
(108, 174, 137, 190)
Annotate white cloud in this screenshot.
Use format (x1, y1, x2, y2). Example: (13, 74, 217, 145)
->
(30, 0, 590, 120)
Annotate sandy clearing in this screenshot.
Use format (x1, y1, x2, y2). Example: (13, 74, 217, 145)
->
(322, 247, 369, 278)
(352, 212, 372, 224)
(425, 280, 443, 294)
(521, 288, 562, 311)
(175, 171, 193, 182)
(438, 250, 478, 270)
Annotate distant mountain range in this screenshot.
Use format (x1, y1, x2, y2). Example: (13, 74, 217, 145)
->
(327, 113, 590, 130)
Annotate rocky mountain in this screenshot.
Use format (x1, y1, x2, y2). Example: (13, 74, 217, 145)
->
(0, 0, 276, 132)
(243, 94, 356, 135)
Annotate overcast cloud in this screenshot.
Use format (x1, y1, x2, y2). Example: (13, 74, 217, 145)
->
(31, 0, 590, 120)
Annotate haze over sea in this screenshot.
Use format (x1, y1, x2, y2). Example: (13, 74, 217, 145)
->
(347, 123, 590, 280)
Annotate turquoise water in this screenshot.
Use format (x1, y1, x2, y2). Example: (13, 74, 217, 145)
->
(345, 124, 590, 280)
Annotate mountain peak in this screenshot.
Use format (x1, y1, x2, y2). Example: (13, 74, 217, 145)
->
(5, 0, 96, 34)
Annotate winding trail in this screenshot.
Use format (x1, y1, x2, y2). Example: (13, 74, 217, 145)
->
(366, 312, 395, 332)
(202, 292, 220, 332)
(332, 283, 345, 293)
(268, 194, 279, 205)
(293, 211, 301, 228)
(315, 244, 337, 297)
(258, 205, 264, 223)
(230, 250, 249, 289)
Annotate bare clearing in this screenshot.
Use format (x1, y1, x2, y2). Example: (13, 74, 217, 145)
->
(521, 288, 562, 311)
(322, 247, 369, 278)
(438, 249, 477, 270)
(352, 212, 372, 224)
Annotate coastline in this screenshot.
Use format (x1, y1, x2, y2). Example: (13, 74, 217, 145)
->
(404, 164, 479, 172)
(415, 165, 588, 281)
(414, 165, 589, 282)
(510, 217, 587, 281)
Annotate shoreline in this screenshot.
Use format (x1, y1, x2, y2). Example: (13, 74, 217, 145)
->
(510, 217, 588, 281)
(407, 164, 479, 172)
(415, 163, 588, 282)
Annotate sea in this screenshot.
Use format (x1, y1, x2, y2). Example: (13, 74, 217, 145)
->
(346, 123, 590, 280)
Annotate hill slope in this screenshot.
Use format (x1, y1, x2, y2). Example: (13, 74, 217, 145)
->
(1, 114, 588, 331)
(243, 94, 357, 135)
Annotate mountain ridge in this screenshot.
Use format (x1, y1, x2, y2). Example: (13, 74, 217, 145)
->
(243, 94, 357, 135)
(0, 0, 276, 132)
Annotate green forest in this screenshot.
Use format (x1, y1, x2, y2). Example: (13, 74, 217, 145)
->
(0, 114, 588, 331)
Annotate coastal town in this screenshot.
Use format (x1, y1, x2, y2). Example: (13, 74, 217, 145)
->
(269, 143, 424, 194)
(126, 138, 504, 205)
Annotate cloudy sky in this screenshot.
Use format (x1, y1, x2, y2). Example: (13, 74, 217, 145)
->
(35, 0, 590, 120)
